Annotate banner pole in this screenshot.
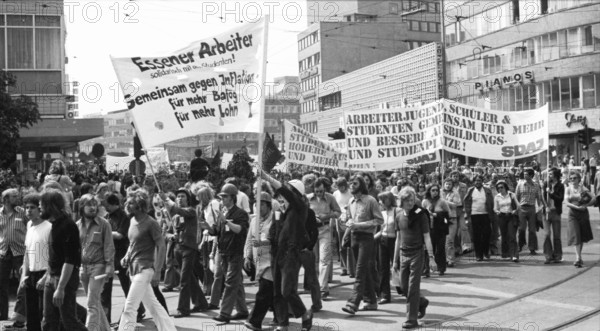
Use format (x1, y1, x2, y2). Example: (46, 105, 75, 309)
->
(255, 16, 269, 242)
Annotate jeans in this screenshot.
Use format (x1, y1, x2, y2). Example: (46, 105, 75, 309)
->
(497, 213, 519, 258)
(543, 209, 562, 261)
(42, 270, 87, 331)
(0, 251, 23, 320)
(118, 269, 175, 331)
(163, 240, 180, 289)
(199, 241, 214, 296)
(431, 226, 447, 272)
(175, 246, 207, 313)
(209, 252, 225, 306)
(248, 278, 274, 328)
(400, 247, 428, 322)
(25, 271, 46, 331)
(299, 249, 321, 310)
(446, 218, 457, 263)
(518, 205, 538, 251)
(471, 214, 491, 259)
(335, 220, 355, 276)
(80, 264, 110, 331)
(101, 261, 145, 323)
(346, 232, 376, 309)
(378, 236, 395, 301)
(313, 225, 333, 292)
(217, 254, 248, 318)
(489, 214, 500, 254)
(273, 248, 307, 327)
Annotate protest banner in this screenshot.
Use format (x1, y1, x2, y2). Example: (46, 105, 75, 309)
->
(441, 100, 548, 160)
(284, 121, 352, 170)
(344, 102, 444, 171)
(344, 99, 549, 170)
(111, 18, 267, 148)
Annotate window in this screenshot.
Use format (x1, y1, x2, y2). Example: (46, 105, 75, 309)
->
(420, 21, 428, 32)
(582, 75, 595, 108)
(4, 15, 61, 70)
(428, 22, 436, 33)
(593, 24, 600, 51)
(550, 79, 560, 111)
(567, 28, 580, 56)
(582, 26, 594, 53)
(560, 78, 570, 110)
(570, 77, 580, 109)
(548, 32, 558, 60)
(319, 91, 341, 111)
(558, 30, 568, 58)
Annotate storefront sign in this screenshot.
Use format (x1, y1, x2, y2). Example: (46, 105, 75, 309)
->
(474, 71, 533, 90)
(436, 43, 444, 98)
(565, 112, 587, 128)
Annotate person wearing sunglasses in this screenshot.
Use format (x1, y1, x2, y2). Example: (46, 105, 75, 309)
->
(565, 171, 594, 268)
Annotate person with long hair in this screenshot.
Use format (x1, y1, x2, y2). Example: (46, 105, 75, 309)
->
(118, 189, 175, 331)
(44, 160, 75, 206)
(565, 171, 594, 268)
(195, 184, 220, 302)
(421, 184, 450, 275)
(376, 191, 399, 304)
(440, 178, 461, 267)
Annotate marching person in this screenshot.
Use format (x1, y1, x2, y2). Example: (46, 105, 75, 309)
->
(393, 187, 434, 329)
(333, 178, 355, 277)
(565, 171, 594, 268)
(101, 193, 146, 323)
(39, 189, 87, 331)
(543, 168, 565, 264)
(375, 191, 398, 304)
(118, 189, 175, 331)
(516, 169, 546, 255)
(307, 177, 341, 300)
(440, 178, 461, 267)
(422, 184, 450, 275)
(166, 188, 208, 317)
(20, 193, 51, 331)
(211, 184, 250, 324)
(341, 175, 384, 315)
(449, 170, 471, 255)
(493, 180, 520, 262)
(261, 170, 313, 331)
(243, 192, 275, 331)
(464, 175, 495, 262)
(76, 194, 115, 331)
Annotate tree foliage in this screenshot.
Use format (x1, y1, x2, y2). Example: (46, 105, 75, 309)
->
(0, 71, 40, 168)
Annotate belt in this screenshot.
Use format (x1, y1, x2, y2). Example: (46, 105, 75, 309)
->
(401, 245, 423, 252)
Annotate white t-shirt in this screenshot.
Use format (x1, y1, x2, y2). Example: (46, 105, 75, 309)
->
(237, 191, 251, 213)
(471, 188, 487, 215)
(25, 220, 52, 272)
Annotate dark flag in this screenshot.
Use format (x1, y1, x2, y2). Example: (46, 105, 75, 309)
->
(211, 146, 222, 168)
(262, 132, 282, 172)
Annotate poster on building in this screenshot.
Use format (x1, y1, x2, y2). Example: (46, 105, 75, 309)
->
(111, 18, 267, 148)
(344, 99, 549, 170)
(284, 121, 350, 170)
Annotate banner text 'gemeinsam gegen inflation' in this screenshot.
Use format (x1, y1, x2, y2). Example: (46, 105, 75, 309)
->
(111, 18, 266, 148)
(284, 121, 352, 170)
(344, 99, 549, 171)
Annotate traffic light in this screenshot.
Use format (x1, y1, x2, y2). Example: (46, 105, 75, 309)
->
(328, 128, 346, 140)
(577, 126, 596, 150)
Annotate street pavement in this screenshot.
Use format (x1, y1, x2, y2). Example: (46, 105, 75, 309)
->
(5, 208, 600, 331)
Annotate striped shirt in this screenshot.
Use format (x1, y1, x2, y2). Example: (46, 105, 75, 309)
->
(0, 206, 28, 256)
(516, 180, 542, 206)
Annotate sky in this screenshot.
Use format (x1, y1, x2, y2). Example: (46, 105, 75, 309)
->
(65, 0, 309, 115)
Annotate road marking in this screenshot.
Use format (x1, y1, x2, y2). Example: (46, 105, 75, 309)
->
(438, 282, 596, 312)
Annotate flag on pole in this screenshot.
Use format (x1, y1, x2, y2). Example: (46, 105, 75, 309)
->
(211, 146, 222, 169)
(111, 18, 267, 148)
(262, 132, 282, 172)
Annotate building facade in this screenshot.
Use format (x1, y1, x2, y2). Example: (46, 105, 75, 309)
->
(445, 0, 600, 164)
(306, 42, 443, 141)
(299, 0, 442, 135)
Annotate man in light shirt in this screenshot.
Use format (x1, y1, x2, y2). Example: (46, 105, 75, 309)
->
(333, 178, 354, 277)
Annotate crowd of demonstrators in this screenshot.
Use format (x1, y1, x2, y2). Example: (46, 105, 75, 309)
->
(1, 152, 599, 331)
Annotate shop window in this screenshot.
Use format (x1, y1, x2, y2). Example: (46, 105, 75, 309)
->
(582, 75, 595, 108)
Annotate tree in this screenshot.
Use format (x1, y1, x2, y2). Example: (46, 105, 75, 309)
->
(226, 146, 255, 184)
(0, 71, 40, 168)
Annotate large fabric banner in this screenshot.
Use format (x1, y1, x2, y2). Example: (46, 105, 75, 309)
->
(284, 121, 351, 170)
(344, 100, 549, 170)
(111, 19, 266, 148)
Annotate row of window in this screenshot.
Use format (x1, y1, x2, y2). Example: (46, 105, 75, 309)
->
(408, 41, 432, 50)
(103, 129, 133, 138)
(301, 99, 319, 114)
(407, 20, 440, 33)
(301, 121, 318, 134)
(298, 31, 319, 51)
(402, 0, 440, 13)
(319, 91, 342, 111)
(299, 52, 320, 72)
(103, 118, 128, 126)
(265, 105, 299, 114)
(300, 76, 320, 93)
(448, 24, 600, 82)
(453, 74, 600, 112)
(445, 0, 596, 47)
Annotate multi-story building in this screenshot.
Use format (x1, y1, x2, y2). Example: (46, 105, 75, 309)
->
(80, 110, 135, 156)
(309, 43, 443, 142)
(1, 1, 102, 173)
(445, 0, 600, 164)
(299, 0, 442, 136)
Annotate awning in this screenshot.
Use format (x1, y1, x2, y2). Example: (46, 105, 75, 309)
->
(18, 118, 104, 150)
